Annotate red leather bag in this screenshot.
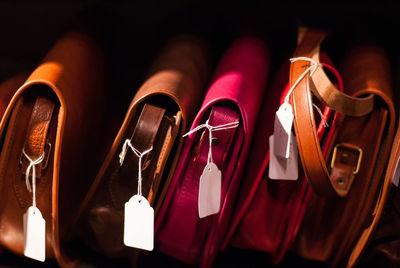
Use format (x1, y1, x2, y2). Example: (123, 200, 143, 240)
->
(155, 36, 269, 268)
(226, 29, 344, 264)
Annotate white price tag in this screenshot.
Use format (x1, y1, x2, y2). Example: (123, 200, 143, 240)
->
(392, 157, 400, 187)
(198, 162, 221, 218)
(124, 195, 154, 251)
(273, 103, 294, 158)
(23, 206, 46, 262)
(269, 134, 298, 180)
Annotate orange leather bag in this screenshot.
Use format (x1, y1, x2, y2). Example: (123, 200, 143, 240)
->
(290, 28, 396, 267)
(0, 31, 111, 266)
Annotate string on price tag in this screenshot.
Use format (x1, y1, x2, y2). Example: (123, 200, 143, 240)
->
(273, 57, 321, 160)
(22, 149, 46, 262)
(120, 139, 154, 251)
(183, 120, 239, 218)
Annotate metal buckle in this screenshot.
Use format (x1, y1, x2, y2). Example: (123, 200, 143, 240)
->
(19, 141, 52, 171)
(330, 143, 363, 175)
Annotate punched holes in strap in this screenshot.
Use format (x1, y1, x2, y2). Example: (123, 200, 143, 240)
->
(329, 143, 363, 196)
(20, 96, 55, 178)
(290, 28, 374, 197)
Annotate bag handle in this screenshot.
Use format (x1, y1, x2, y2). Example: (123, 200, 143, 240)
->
(290, 28, 374, 197)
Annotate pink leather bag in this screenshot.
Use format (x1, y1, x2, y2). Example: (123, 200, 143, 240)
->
(155, 36, 269, 267)
(226, 52, 343, 264)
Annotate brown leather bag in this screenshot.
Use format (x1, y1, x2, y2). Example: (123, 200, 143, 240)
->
(72, 36, 209, 260)
(0, 32, 110, 266)
(358, 188, 400, 267)
(0, 73, 28, 258)
(290, 28, 396, 267)
(357, 114, 400, 267)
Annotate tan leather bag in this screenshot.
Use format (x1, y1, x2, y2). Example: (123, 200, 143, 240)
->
(72, 36, 209, 260)
(0, 73, 28, 256)
(290, 28, 396, 267)
(357, 111, 400, 267)
(0, 32, 110, 266)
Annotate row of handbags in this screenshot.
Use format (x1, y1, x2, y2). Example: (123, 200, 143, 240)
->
(0, 24, 398, 268)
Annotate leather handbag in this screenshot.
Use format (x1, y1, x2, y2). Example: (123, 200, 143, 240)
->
(0, 31, 109, 267)
(0, 73, 28, 256)
(155, 36, 269, 267)
(357, 113, 400, 267)
(289, 29, 396, 267)
(359, 187, 400, 267)
(73, 36, 210, 259)
(226, 29, 344, 264)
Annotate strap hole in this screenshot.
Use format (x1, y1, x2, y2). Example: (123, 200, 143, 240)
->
(341, 153, 349, 164)
(211, 137, 220, 146)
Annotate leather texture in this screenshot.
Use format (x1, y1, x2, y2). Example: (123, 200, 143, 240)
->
(155, 36, 269, 268)
(294, 28, 375, 118)
(20, 97, 55, 174)
(73, 35, 210, 259)
(358, 186, 400, 267)
(292, 29, 396, 267)
(291, 29, 381, 198)
(0, 32, 109, 267)
(157, 106, 242, 264)
(355, 101, 400, 267)
(227, 52, 343, 264)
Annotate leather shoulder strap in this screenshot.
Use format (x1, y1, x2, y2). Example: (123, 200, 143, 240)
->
(295, 29, 374, 117)
(130, 103, 166, 204)
(112, 103, 167, 207)
(309, 43, 374, 117)
(290, 29, 375, 197)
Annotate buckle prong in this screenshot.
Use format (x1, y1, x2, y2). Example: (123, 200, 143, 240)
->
(330, 143, 363, 175)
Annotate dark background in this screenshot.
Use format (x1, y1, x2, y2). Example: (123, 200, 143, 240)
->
(0, 1, 398, 267)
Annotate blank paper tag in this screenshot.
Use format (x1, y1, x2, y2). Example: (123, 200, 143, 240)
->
(23, 206, 46, 262)
(198, 162, 221, 218)
(273, 103, 294, 158)
(124, 195, 154, 251)
(392, 157, 400, 187)
(269, 134, 298, 180)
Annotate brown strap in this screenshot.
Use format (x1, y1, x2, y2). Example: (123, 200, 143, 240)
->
(130, 103, 166, 203)
(130, 103, 165, 153)
(310, 47, 374, 117)
(290, 29, 374, 197)
(110, 103, 166, 207)
(21, 96, 55, 177)
(295, 28, 374, 117)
